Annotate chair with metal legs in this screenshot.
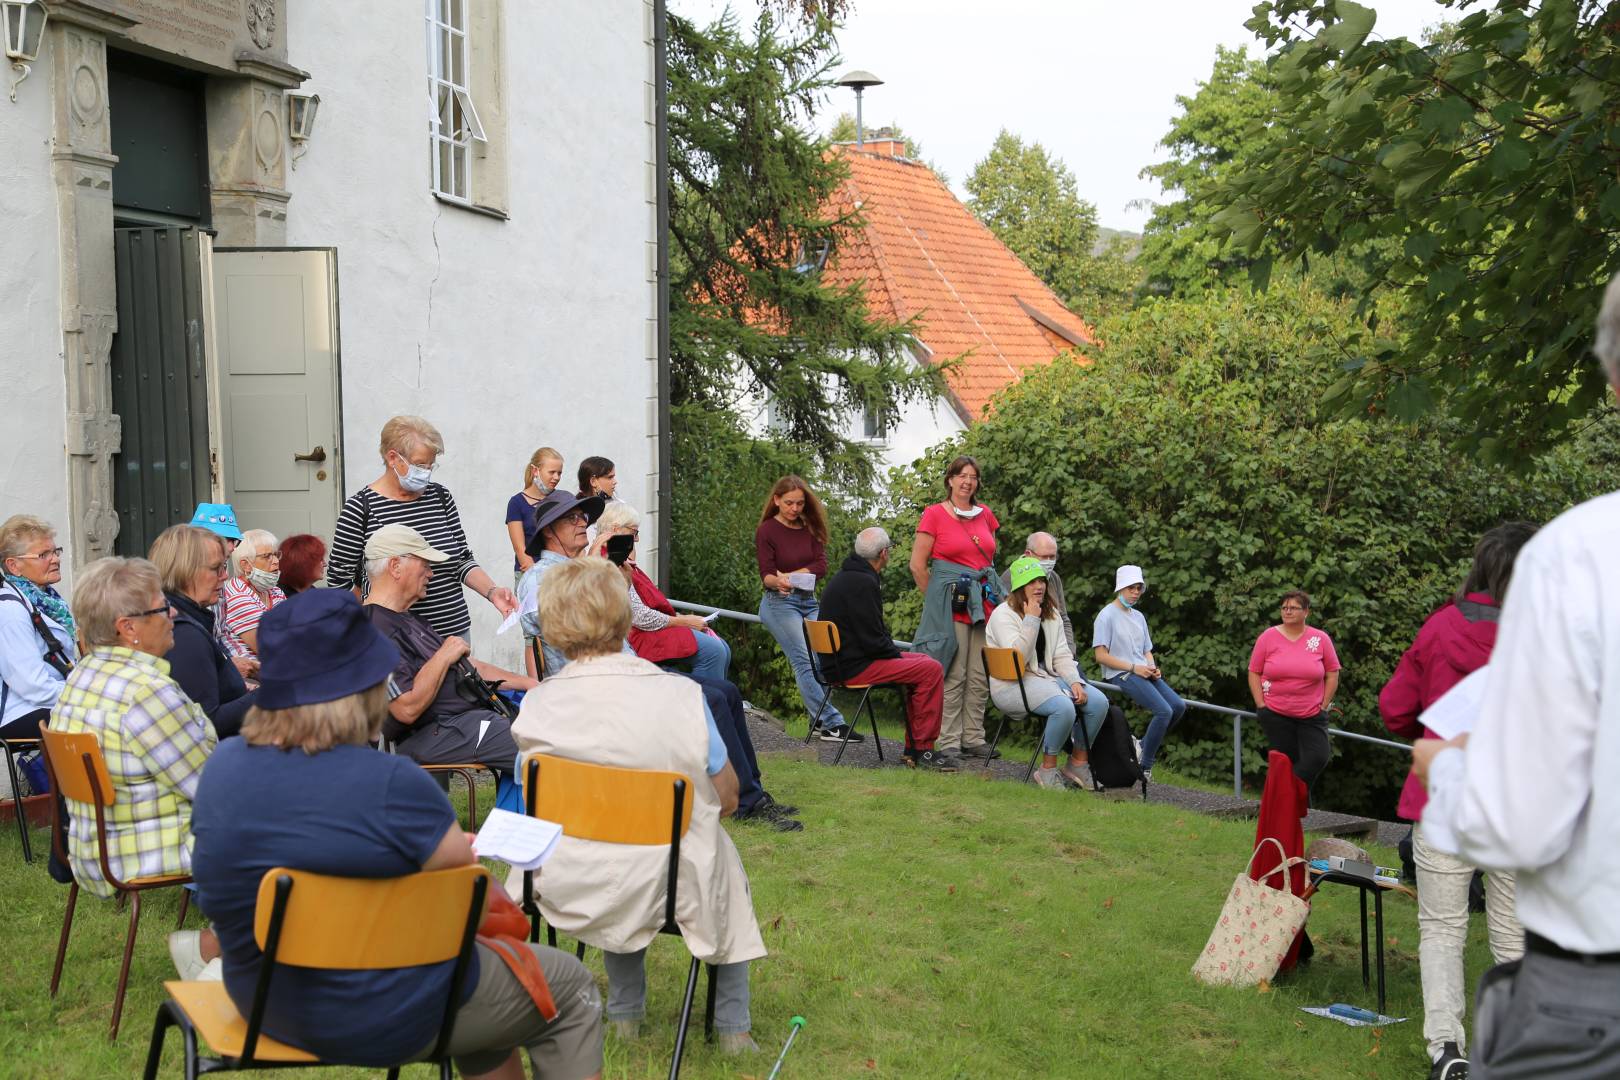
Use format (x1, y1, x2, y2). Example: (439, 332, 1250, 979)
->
(2, 733, 42, 862)
(982, 649, 1099, 785)
(799, 620, 899, 765)
(521, 752, 715, 1080)
(39, 728, 194, 1040)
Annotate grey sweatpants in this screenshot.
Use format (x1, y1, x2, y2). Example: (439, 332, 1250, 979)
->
(1474, 944, 1620, 1078)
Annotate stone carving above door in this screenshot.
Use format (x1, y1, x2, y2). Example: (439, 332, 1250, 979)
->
(246, 0, 276, 50)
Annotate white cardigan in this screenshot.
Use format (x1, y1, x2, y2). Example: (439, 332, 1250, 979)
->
(985, 600, 1083, 710)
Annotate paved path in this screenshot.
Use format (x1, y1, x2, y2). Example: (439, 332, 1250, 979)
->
(744, 708, 1407, 848)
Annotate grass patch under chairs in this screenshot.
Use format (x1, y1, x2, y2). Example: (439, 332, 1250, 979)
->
(4, 754, 1493, 1078)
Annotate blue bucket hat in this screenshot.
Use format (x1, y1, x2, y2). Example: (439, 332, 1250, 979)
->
(190, 502, 243, 540)
(255, 590, 400, 710)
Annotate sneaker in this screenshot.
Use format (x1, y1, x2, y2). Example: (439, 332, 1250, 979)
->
(818, 725, 865, 743)
(168, 931, 208, 981)
(1032, 767, 1066, 790)
(717, 1032, 761, 1055)
(1059, 763, 1093, 790)
(197, 957, 223, 982)
(757, 793, 799, 817)
(1142, 768, 1153, 785)
(960, 742, 999, 759)
(906, 749, 959, 772)
(1131, 735, 1143, 763)
(735, 804, 804, 832)
(1429, 1042, 1468, 1080)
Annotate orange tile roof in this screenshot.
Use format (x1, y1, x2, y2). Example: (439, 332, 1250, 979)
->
(823, 143, 1096, 421)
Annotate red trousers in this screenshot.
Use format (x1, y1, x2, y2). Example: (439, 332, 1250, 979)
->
(849, 652, 944, 751)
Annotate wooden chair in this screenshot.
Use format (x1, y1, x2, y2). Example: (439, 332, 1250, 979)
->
(140, 864, 488, 1079)
(38, 727, 194, 1040)
(522, 753, 711, 1080)
(798, 620, 896, 765)
(2, 733, 41, 862)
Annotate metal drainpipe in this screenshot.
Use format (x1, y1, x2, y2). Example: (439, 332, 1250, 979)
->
(654, 0, 673, 593)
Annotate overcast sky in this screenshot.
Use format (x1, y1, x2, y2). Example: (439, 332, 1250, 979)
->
(675, 0, 1458, 231)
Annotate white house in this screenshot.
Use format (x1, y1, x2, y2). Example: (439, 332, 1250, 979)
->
(0, 0, 663, 666)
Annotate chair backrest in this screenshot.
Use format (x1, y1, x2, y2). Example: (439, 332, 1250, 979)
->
(802, 619, 841, 657)
(523, 753, 692, 845)
(38, 727, 115, 807)
(253, 864, 489, 969)
(981, 647, 1027, 682)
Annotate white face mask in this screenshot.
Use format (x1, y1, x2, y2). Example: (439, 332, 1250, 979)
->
(394, 455, 433, 493)
(1036, 558, 1057, 573)
(248, 566, 280, 591)
(953, 504, 983, 519)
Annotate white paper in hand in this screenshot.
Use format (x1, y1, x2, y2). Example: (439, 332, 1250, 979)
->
(702, 610, 721, 623)
(473, 809, 564, 871)
(787, 572, 816, 591)
(1419, 666, 1490, 741)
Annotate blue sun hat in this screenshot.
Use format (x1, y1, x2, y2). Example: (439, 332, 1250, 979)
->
(190, 502, 243, 540)
(255, 589, 400, 709)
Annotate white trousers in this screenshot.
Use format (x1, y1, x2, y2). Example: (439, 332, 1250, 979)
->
(1414, 823, 1524, 1059)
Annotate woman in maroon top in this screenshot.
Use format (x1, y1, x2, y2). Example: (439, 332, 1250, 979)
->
(754, 476, 854, 741)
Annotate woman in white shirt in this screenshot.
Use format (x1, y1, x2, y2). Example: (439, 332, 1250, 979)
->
(986, 557, 1106, 790)
(0, 515, 78, 742)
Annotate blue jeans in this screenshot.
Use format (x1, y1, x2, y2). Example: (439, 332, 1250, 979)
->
(1115, 673, 1186, 770)
(677, 672, 764, 815)
(1030, 682, 1109, 756)
(680, 630, 731, 682)
(758, 591, 844, 730)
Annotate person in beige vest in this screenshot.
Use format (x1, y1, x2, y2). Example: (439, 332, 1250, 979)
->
(510, 557, 768, 1055)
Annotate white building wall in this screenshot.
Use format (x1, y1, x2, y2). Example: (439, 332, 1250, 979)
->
(0, 71, 71, 575)
(287, 0, 658, 666)
(874, 390, 967, 480)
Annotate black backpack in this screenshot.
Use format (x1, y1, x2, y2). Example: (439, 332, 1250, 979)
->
(1087, 704, 1144, 789)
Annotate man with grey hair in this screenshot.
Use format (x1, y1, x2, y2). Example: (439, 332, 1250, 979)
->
(818, 527, 954, 770)
(1412, 273, 1620, 1079)
(999, 531, 1074, 654)
(361, 523, 535, 775)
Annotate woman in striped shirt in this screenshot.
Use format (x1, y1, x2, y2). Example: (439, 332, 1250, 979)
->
(325, 416, 516, 637)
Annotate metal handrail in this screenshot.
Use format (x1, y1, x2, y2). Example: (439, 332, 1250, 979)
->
(669, 598, 1410, 797)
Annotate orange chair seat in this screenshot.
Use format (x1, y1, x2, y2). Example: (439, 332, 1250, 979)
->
(128, 873, 192, 888)
(162, 981, 319, 1063)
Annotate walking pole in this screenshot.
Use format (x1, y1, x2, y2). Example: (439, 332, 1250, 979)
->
(765, 1016, 806, 1080)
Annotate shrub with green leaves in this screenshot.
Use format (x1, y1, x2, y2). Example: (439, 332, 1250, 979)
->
(877, 281, 1618, 816)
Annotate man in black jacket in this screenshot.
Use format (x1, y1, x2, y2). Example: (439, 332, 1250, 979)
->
(817, 527, 955, 770)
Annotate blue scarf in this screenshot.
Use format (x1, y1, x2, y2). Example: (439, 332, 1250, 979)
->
(4, 574, 76, 638)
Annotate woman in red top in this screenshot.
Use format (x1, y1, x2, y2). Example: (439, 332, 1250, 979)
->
(1247, 590, 1341, 794)
(908, 456, 1001, 760)
(754, 477, 854, 741)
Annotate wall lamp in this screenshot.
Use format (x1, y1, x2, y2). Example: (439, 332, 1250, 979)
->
(287, 90, 319, 168)
(3, 1, 47, 103)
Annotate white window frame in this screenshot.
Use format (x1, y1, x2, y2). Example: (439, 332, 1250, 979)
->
(858, 403, 889, 445)
(426, 0, 486, 203)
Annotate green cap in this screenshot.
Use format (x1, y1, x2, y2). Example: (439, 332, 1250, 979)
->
(1007, 556, 1047, 592)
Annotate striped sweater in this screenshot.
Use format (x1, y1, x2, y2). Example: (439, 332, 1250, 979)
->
(325, 483, 480, 637)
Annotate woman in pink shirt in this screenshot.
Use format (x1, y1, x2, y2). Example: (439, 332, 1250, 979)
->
(1247, 589, 1340, 794)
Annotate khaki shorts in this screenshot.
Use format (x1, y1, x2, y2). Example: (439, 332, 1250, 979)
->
(411, 942, 603, 1077)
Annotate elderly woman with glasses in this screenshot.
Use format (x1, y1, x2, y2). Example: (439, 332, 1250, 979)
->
(218, 528, 286, 666)
(1248, 589, 1341, 795)
(0, 515, 79, 741)
(327, 415, 517, 639)
(50, 556, 218, 898)
(151, 525, 256, 739)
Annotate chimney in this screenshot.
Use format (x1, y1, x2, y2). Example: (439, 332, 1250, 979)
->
(860, 137, 909, 159)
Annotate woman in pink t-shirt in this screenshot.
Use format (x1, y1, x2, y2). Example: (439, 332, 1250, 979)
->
(1247, 589, 1340, 793)
(908, 455, 1001, 761)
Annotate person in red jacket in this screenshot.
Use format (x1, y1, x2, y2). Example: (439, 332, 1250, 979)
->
(1379, 521, 1536, 1080)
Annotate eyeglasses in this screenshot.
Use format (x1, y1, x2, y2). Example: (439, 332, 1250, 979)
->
(558, 511, 589, 525)
(124, 602, 176, 620)
(1280, 605, 1306, 612)
(16, 547, 64, 562)
(206, 562, 228, 576)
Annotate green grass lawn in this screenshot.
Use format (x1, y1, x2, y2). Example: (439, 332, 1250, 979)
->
(0, 755, 1494, 1078)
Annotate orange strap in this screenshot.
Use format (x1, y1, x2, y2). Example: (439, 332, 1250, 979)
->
(476, 891, 558, 1022)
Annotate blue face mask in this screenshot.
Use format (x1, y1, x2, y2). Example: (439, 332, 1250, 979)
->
(1117, 592, 1136, 609)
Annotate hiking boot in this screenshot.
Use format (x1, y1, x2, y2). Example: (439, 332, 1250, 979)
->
(1032, 767, 1066, 790)
(1429, 1043, 1468, 1080)
(818, 725, 865, 743)
(906, 749, 958, 772)
(960, 742, 999, 759)
(755, 800, 802, 824)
